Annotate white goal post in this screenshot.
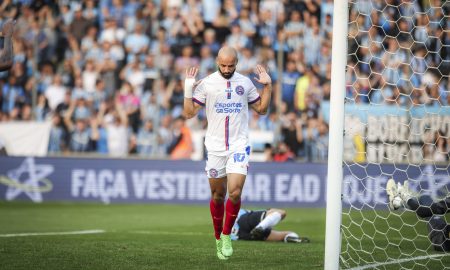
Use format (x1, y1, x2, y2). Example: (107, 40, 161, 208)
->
(324, 1, 349, 269)
(324, 1, 449, 269)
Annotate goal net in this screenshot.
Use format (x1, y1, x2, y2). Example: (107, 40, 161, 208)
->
(337, 0, 450, 269)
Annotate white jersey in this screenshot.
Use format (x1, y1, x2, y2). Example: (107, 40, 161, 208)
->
(192, 71, 260, 154)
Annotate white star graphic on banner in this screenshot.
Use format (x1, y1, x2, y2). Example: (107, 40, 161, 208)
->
(5, 157, 54, 203)
(410, 165, 450, 198)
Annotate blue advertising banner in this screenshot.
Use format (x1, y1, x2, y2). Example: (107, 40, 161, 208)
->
(321, 102, 450, 164)
(0, 156, 449, 208)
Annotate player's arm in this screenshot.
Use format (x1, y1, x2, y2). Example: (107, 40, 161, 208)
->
(0, 19, 15, 71)
(183, 67, 202, 119)
(250, 65, 272, 115)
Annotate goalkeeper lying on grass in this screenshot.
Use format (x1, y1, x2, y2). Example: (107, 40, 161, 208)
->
(387, 179, 450, 252)
(230, 208, 310, 243)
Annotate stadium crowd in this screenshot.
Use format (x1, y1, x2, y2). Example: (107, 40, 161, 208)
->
(0, 0, 448, 162)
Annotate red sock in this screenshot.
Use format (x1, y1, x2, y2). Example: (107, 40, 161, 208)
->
(222, 198, 241, 235)
(210, 199, 224, 240)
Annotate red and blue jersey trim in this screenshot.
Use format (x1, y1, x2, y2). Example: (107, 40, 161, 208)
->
(226, 81, 232, 99)
(192, 97, 205, 106)
(248, 96, 261, 104)
(225, 116, 230, 150)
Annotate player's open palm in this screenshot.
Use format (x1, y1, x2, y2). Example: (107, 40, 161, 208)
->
(1, 19, 15, 37)
(186, 67, 198, 80)
(254, 65, 272, 85)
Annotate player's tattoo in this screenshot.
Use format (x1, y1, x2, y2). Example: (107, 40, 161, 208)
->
(0, 19, 15, 71)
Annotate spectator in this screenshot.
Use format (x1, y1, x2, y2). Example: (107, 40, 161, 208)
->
(236, 47, 257, 76)
(99, 17, 126, 44)
(97, 41, 120, 93)
(141, 54, 161, 94)
(284, 10, 304, 52)
(238, 8, 257, 41)
(158, 114, 174, 156)
(203, 28, 221, 56)
(281, 112, 303, 158)
(2, 76, 24, 116)
(81, 60, 98, 95)
(24, 18, 50, 64)
(81, 25, 99, 54)
(302, 117, 320, 162)
(116, 81, 140, 133)
(45, 75, 66, 112)
(294, 69, 314, 113)
(212, 7, 232, 44)
(141, 93, 162, 126)
(303, 24, 321, 65)
(263, 143, 273, 162)
(433, 131, 449, 163)
(198, 46, 215, 79)
(124, 23, 150, 63)
(35, 94, 50, 122)
(168, 117, 193, 160)
(165, 78, 185, 118)
(98, 99, 130, 157)
(108, 0, 127, 27)
(64, 100, 98, 153)
(174, 45, 199, 75)
(314, 119, 329, 162)
(273, 142, 295, 162)
(59, 4, 74, 28)
(136, 119, 158, 157)
(69, 7, 91, 45)
(226, 23, 249, 51)
(201, 0, 221, 29)
(281, 60, 301, 111)
(120, 59, 145, 96)
(48, 114, 65, 154)
(92, 79, 107, 111)
(83, 0, 99, 25)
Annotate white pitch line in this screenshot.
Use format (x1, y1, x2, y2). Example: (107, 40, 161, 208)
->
(346, 253, 450, 270)
(0, 229, 105, 238)
(130, 230, 208, 236)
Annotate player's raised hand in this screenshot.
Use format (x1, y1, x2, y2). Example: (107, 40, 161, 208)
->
(184, 67, 199, 99)
(1, 19, 16, 37)
(254, 65, 272, 85)
(185, 67, 198, 79)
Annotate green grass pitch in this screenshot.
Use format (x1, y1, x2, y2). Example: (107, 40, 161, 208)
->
(0, 203, 325, 270)
(0, 202, 449, 270)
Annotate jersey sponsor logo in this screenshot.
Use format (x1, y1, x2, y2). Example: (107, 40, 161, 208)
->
(209, 169, 218, 178)
(235, 85, 244, 96)
(214, 102, 243, 113)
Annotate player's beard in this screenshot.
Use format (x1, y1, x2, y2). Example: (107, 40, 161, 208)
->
(218, 66, 235, 79)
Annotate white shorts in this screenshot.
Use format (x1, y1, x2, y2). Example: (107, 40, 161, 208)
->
(205, 146, 251, 178)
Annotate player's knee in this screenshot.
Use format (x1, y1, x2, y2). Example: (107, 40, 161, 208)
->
(228, 189, 242, 202)
(212, 192, 226, 203)
(279, 209, 287, 219)
(212, 197, 224, 204)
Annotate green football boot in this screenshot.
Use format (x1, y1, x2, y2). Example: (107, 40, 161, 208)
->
(221, 234, 233, 257)
(216, 239, 229, 260)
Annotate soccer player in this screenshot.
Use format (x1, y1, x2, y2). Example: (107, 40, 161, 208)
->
(0, 19, 15, 71)
(386, 179, 450, 252)
(231, 208, 310, 243)
(183, 46, 272, 260)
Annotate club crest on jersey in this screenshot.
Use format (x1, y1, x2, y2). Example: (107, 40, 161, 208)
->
(209, 168, 218, 178)
(235, 85, 244, 96)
